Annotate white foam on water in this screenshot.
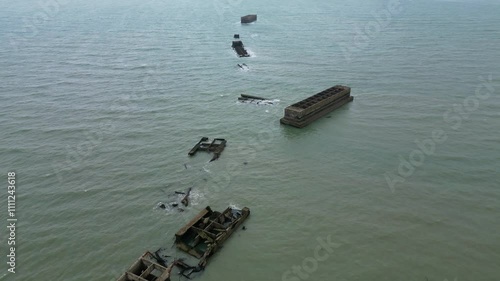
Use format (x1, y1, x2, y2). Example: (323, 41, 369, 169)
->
(246, 49, 256, 57)
(187, 189, 205, 206)
(229, 203, 241, 210)
(202, 165, 211, 173)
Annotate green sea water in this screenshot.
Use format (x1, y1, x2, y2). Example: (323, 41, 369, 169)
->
(0, 0, 499, 280)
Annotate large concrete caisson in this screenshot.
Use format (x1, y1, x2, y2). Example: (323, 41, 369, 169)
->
(241, 14, 257, 23)
(280, 85, 353, 128)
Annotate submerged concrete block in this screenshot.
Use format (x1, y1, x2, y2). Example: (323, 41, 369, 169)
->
(232, 40, 250, 57)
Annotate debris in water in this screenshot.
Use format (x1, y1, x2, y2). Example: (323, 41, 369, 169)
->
(237, 63, 249, 70)
(175, 206, 250, 269)
(116, 206, 251, 280)
(115, 251, 176, 281)
(181, 187, 192, 207)
(188, 137, 226, 162)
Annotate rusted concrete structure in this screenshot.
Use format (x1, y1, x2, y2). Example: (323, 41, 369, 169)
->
(241, 14, 257, 23)
(232, 40, 249, 57)
(175, 206, 250, 269)
(188, 137, 226, 162)
(117, 206, 250, 280)
(280, 85, 353, 128)
(116, 251, 174, 281)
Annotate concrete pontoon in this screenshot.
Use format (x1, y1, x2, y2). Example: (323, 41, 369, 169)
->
(280, 85, 353, 128)
(241, 14, 257, 24)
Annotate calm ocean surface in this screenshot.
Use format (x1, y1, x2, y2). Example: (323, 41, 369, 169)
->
(1, 0, 499, 280)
